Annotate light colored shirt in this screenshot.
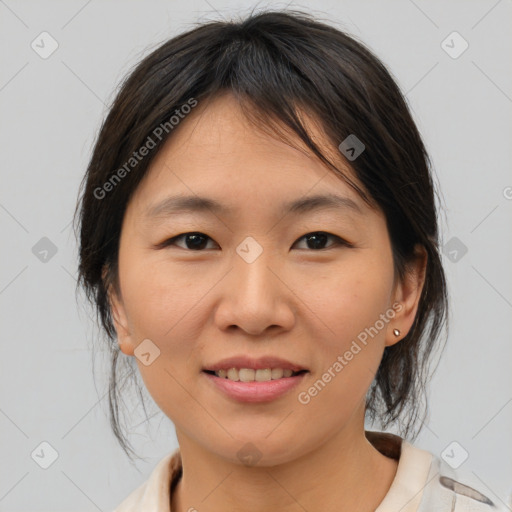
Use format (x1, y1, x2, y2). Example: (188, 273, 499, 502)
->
(113, 430, 508, 511)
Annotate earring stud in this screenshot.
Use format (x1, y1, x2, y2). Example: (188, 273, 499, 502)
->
(393, 328, 401, 337)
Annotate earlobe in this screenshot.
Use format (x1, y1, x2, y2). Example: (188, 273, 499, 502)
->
(387, 244, 427, 347)
(109, 293, 135, 356)
(103, 265, 135, 356)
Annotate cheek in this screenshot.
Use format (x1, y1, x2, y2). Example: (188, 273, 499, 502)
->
(117, 251, 208, 393)
(294, 274, 391, 423)
(121, 248, 208, 340)
(305, 258, 393, 344)
(298, 258, 394, 398)
(123, 261, 209, 422)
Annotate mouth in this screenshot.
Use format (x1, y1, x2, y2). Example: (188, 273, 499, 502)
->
(201, 356, 309, 402)
(202, 368, 308, 381)
(201, 359, 309, 402)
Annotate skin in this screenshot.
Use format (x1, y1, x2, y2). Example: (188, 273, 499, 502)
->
(107, 92, 427, 512)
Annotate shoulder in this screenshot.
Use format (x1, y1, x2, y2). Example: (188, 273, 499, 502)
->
(112, 449, 182, 512)
(368, 431, 508, 512)
(112, 481, 147, 512)
(407, 441, 507, 512)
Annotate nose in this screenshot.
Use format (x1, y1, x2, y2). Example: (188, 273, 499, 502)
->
(213, 240, 295, 336)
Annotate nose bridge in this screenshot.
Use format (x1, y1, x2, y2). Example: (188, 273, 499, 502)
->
(233, 235, 277, 304)
(214, 235, 293, 334)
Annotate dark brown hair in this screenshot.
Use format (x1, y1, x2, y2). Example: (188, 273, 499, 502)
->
(73, 9, 449, 462)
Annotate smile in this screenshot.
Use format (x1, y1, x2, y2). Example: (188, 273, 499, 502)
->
(202, 369, 308, 402)
(204, 368, 307, 381)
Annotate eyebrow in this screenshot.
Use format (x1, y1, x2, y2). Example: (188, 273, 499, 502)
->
(144, 193, 364, 220)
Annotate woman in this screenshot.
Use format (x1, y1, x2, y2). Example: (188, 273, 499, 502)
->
(74, 9, 506, 512)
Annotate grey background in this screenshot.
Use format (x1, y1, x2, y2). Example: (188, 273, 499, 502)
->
(1, 0, 511, 510)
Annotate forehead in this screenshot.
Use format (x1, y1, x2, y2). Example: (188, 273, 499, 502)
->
(153, 92, 347, 171)
(129, 93, 372, 220)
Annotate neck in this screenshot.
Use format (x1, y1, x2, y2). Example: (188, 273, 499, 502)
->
(171, 426, 398, 512)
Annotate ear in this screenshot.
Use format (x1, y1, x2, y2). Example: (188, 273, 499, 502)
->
(386, 244, 427, 348)
(102, 265, 135, 356)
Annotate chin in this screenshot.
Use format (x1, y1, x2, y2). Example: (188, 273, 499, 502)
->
(206, 435, 306, 468)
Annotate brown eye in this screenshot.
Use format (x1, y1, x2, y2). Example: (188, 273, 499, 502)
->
(161, 232, 217, 251)
(293, 232, 350, 250)
(157, 231, 351, 252)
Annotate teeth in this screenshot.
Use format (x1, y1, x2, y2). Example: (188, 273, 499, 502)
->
(239, 368, 256, 382)
(214, 368, 298, 381)
(271, 368, 284, 379)
(226, 368, 239, 381)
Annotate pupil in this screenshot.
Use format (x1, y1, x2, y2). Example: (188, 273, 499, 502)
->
(187, 233, 207, 250)
(307, 233, 327, 249)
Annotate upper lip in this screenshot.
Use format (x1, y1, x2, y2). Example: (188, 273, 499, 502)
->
(203, 355, 308, 372)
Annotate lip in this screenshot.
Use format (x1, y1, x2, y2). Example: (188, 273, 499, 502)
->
(202, 355, 308, 373)
(203, 370, 308, 403)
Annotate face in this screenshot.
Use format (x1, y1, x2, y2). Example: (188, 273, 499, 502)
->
(107, 92, 426, 466)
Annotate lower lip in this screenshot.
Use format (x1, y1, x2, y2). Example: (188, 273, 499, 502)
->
(202, 371, 307, 403)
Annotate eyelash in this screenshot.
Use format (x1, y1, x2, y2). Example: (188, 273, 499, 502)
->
(157, 231, 352, 251)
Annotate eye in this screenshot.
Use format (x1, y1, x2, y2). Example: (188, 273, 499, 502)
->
(157, 231, 351, 252)
(293, 231, 351, 251)
(160, 232, 218, 251)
